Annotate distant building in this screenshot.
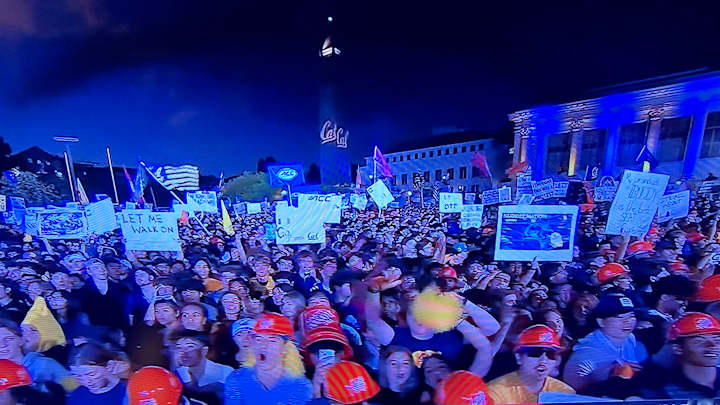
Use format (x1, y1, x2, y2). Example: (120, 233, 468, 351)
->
(509, 70, 720, 180)
(360, 137, 510, 192)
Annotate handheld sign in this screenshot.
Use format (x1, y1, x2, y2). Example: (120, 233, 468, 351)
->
(498, 186, 512, 203)
(297, 194, 342, 224)
(246, 203, 262, 215)
(552, 181, 569, 198)
(460, 204, 484, 230)
(439, 193, 463, 213)
(186, 191, 218, 213)
(275, 201, 326, 245)
(657, 190, 690, 222)
(605, 170, 669, 237)
(37, 209, 88, 239)
(532, 178, 554, 200)
(85, 199, 119, 234)
(119, 210, 181, 251)
(367, 180, 394, 209)
(482, 189, 499, 205)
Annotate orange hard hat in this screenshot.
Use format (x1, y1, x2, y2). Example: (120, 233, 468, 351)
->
(515, 324, 562, 351)
(127, 366, 183, 405)
(253, 312, 294, 338)
(324, 361, 380, 404)
(0, 360, 31, 392)
(668, 312, 720, 341)
(438, 266, 458, 279)
(626, 241, 654, 256)
(435, 371, 493, 405)
(669, 261, 690, 274)
(694, 275, 720, 303)
(596, 263, 629, 284)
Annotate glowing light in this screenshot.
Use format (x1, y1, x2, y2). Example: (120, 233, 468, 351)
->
(328, 16, 333, 22)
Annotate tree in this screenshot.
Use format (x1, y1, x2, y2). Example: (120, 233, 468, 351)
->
(256, 156, 277, 173)
(0, 170, 60, 205)
(222, 172, 282, 202)
(306, 163, 321, 184)
(0, 137, 11, 172)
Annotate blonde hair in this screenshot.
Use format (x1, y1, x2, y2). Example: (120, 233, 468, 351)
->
(243, 339, 305, 378)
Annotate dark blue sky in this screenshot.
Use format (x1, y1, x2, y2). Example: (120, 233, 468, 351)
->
(0, 1, 718, 175)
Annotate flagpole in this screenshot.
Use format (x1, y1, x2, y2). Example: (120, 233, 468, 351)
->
(106, 147, 120, 204)
(140, 161, 211, 236)
(63, 151, 76, 202)
(373, 146, 377, 184)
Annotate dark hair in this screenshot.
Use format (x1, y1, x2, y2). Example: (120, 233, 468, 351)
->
(69, 342, 115, 367)
(172, 329, 210, 346)
(181, 302, 208, 318)
(0, 318, 22, 336)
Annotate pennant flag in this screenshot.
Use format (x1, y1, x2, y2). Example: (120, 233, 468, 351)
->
(133, 163, 147, 204)
(506, 160, 529, 176)
(144, 163, 200, 191)
(221, 200, 235, 236)
(217, 171, 225, 192)
(75, 178, 89, 205)
(635, 145, 658, 172)
(470, 153, 492, 178)
(373, 146, 393, 178)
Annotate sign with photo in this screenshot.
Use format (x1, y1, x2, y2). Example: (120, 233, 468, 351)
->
(186, 191, 218, 213)
(37, 209, 88, 239)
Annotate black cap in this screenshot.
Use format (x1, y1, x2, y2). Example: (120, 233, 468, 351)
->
(593, 293, 636, 319)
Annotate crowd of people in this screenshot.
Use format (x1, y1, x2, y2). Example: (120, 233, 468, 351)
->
(0, 187, 718, 405)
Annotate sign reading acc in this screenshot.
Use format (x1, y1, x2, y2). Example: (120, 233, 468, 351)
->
(276, 168, 298, 182)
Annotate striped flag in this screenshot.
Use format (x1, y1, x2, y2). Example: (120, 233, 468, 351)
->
(144, 163, 200, 191)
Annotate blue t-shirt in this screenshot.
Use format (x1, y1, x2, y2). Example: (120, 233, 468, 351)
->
(389, 326, 464, 366)
(67, 380, 127, 405)
(224, 367, 312, 405)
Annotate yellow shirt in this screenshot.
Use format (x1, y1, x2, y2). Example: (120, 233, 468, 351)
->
(487, 371, 574, 404)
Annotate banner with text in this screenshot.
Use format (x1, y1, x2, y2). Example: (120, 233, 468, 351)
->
(460, 204, 484, 230)
(119, 210, 181, 251)
(605, 170, 669, 237)
(439, 193, 463, 213)
(657, 190, 690, 221)
(275, 201, 326, 245)
(186, 191, 218, 213)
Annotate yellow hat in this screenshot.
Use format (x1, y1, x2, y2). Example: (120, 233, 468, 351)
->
(411, 289, 463, 332)
(22, 297, 66, 352)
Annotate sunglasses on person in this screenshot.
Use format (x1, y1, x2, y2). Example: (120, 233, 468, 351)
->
(519, 347, 559, 360)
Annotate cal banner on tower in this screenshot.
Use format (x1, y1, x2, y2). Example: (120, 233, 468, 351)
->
(319, 120, 351, 186)
(495, 205, 579, 262)
(275, 201, 326, 245)
(119, 210, 181, 251)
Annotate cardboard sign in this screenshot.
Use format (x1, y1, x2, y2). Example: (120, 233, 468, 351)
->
(657, 190, 690, 221)
(275, 201, 326, 245)
(494, 205, 579, 262)
(552, 181, 569, 198)
(246, 202, 262, 215)
(516, 172, 533, 196)
(498, 186, 512, 203)
(532, 178, 554, 199)
(367, 180, 394, 209)
(186, 191, 218, 213)
(605, 170, 670, 237)
(699, 180, 720, 194)
(297, 194, 342, 223)
(482, 189, 499, 205)
(85, 199, 119, 234)
(119, 210, 181, 251)
(460, 204, 484, 230)
(517, 194, 535, 205)
(439, 193, 463, 213)
(37, 209, 88, 239)
(350, 194, 368, 210)
(464, 193, 476, 204)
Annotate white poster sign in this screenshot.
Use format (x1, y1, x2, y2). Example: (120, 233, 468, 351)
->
(460, 204, 484, 230)
(350, 194, 368, 210)
(498, 186, 512, 203)
(367, 181, 394, 209)
(37, 209, 88, 239)
(119, 210, 181, 251)
(482, 189, 499, 205)
(605, 170, 670, 237)
(553, 181, 569, 198)
(297, 194, 342, 223)
(85, 199, 119, 234)
(657, 190, 690, 221)
(246, 202, 262, 215)
(186, 191, 218, 213)
(275, 201, 326, 245)
(532, 178, 554, 199)
(495, 205, 579, 262)
(439, 193, 463, 213)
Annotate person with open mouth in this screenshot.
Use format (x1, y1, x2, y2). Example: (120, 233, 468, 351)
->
(487, 325, 574, 404)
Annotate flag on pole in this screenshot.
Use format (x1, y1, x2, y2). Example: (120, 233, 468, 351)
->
(123, 166, 145, 203)
(471, 153, 492, 178)
(635, 145, 657, 172)
(75, 178, 89, 204)
(506, 160, 529, 176)
(355, 168, 363, 189)
(373, 146, 393, 178)
(143, 163, 200, 191)
(217, 171, 225, 192)
(221, 200, 235, 236)
(133, 164, 147, 204)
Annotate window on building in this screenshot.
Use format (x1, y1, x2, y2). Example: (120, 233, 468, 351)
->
(578, 128, 607, 169)
(453, 147, 458, 154)
(399, 156, 403, 162)
(414, 153, 419, 159)
(461, 146, 467, 153)
(618, 122, 647, 166)
(423, 171, 430, 181)
(447, 168, 455, 180)
(435, 169, 442, 181)
(478, 143, 484, 150)
(470, 145, 476, 152)
(545, 132, 572, 175)
(702, 111, 720, 158)
(421, 152, 426, 158)
(459, 167, 467, 179)
(472, 166, 481, 178)
(471, 185, 479, 192)
(391, 157, 396, 162)
(429, 151, 434, 157)
(658, 116, 691, 162)
(445, 148, 450, 154)
(401, 174, 407, 185)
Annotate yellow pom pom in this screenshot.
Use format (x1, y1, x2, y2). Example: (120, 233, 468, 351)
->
(411, 289, 462, 332)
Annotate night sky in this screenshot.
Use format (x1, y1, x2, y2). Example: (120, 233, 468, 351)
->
(1, 1, 719, 175)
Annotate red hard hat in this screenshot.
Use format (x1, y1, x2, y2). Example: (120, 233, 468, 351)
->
(515, 325, 562, 351)
(668, 312, 720, 341)
(324, 361, 380, 404)
(435, 371, 493, 405)
(694, 275, 720, 303)
(669, 261, 690, 274)
(253, 312, 294, 338)
(0, 360, 31, 392)
(438, 266, 458, 279)
(127, 366, 183, 405)
(626, 241, 654, 256)
(596, 263, 628, 284)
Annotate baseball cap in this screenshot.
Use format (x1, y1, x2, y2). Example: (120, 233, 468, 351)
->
(596, 263, 628, 284)
(514, 325, 562, 351)
(253, 312, 293, 338)
(592, 294, 636, 319)
(626, 241, 654, 256)
(0, 360, 31, 392)
(127, 366, 183, 405)
(668, 312, 720, 341)
(434, 371, 493, 405)
(231, 318, 256, 336)
(324, 361, 380, 404)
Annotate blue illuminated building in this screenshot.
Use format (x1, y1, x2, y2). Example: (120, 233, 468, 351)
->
(509, 70, 720, 181)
